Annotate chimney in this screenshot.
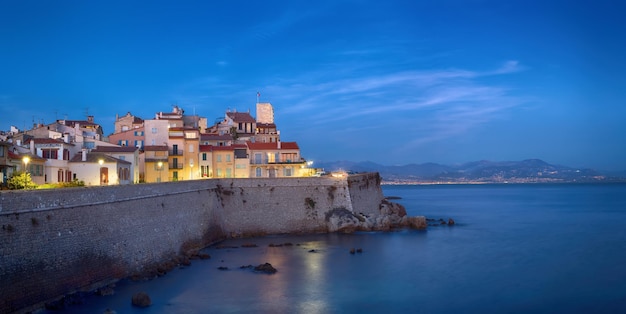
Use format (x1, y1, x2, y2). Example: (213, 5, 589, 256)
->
(30, 140, 35, 154)
(82, 149, 87, 162)
(277, 140, 281, 149)
(87, 116, 94, 123)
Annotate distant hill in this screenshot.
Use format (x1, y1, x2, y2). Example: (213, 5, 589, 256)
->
(314, 159, 626, 184)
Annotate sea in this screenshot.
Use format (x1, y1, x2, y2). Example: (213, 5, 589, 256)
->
(42, 183, 626, 314)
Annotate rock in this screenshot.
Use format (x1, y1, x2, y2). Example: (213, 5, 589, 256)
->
(448, 218, 455, 225)
(96, 286, 115, 296)
(180, 256, 191, 266)
(325, 207, 361, 233)
(217, 266, 229, 270)
(349, 248, 355, 254)
(254, 263, 277, 274)
(241, 243, 258, 248)
(406, 216, 427, 229)
(103, 308, 117, 314)
(356, 248, 363, 253)
(131, 292, 151, 308)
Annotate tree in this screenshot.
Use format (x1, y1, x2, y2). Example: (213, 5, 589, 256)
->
(229, 126, 239, 140)
(8, 171, 37, 190)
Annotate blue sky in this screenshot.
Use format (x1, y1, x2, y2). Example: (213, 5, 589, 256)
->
(1, 0, 625, 171)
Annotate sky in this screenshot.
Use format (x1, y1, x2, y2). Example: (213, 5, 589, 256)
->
(1, 0, 625, 171)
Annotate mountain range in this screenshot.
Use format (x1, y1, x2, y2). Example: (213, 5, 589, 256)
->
(314, 159, 626, 184)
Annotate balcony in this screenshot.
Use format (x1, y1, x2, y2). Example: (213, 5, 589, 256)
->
(169, 163, 184, 169)
(169, 149, 184, 156)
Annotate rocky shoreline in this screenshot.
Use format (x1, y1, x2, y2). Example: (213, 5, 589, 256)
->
(38, 198, 443, 313)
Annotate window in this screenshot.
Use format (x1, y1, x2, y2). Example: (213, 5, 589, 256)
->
(134, 131, 144, 136)
(0, 147, 4, 157)
(152, 128, 157, 134)
(217, 169, 222, 177)
(284, 167, 293, 177)
(135, 140, 143, 148)
(226, 168, 232, 178)
(118, 140, 128, 146)
(118, 156, 126, 160)
(217, 154, 222, 162)
(254, 153, 262, 164)
(236, 164, 246, 169)
(226, 154, 231, 162)
(255, 167, 262, 177)
(173, 171, 178, 181)
(189, 144, 194, 153)
(42, 149, 58, 159)
(202, 153, 207, 161)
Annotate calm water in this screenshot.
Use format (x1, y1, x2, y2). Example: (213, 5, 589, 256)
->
(45, 184, 626, 313)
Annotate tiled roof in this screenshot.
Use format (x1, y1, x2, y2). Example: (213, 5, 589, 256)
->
(92, 146, 138, 153)
(69, 153, 131, 164)
(226, 112, 256, 123)
(63, 120, 99, 127)
(144, 145, 168, 151)
(27, 138, 74, 145)
(8, 151, 45, 161)
(246, 141, 299, 150)
(199, 144, 247, 152)
(200, 134, 232, 141)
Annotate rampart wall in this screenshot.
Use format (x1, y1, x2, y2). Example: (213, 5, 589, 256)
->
(0, 173, 384, 314)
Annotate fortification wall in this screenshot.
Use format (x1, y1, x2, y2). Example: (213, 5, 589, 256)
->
(0, 173, 384, 314)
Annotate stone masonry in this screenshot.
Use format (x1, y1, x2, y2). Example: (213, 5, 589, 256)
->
(0, 173, 394, 314)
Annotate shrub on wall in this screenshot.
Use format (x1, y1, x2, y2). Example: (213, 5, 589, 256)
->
(7, 171, 37, 190)
(305, 197, 316, 209)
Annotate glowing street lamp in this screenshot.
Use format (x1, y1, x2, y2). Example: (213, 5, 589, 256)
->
(98, 159, 104, 186)
(157, 161, 163, 182)
(22, 156, 30, 174)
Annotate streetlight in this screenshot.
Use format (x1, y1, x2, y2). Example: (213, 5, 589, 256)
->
(22, 156, 30, 174)
(98, 159, 104, 186)
(157, 161, 163, 182)
(22, 156, 30, 189)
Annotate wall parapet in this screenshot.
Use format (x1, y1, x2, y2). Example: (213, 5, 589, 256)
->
(0, 173, 385, 314)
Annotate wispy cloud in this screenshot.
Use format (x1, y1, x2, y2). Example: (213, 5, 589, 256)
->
(258, 60, 527, 147)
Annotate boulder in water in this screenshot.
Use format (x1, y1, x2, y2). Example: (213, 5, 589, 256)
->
(131, 292, 151, 308)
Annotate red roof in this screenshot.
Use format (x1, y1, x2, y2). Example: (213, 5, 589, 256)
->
(144, 145, 168, 151)
(246, 141, 299, 150)
(200, 133, 232, 141)
(226, 112, 256, 123)
(256, 123, 276, 128)
(8, 151, 45, 161)
(92, 146, 138, 153)
(28, 138, 74, 145)
(199, 144, 247, 152)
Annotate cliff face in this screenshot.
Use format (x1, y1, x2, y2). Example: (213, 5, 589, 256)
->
(0, 173, 423, 313)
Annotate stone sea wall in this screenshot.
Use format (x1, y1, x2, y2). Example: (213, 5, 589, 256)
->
(0, 173, 411, 313)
